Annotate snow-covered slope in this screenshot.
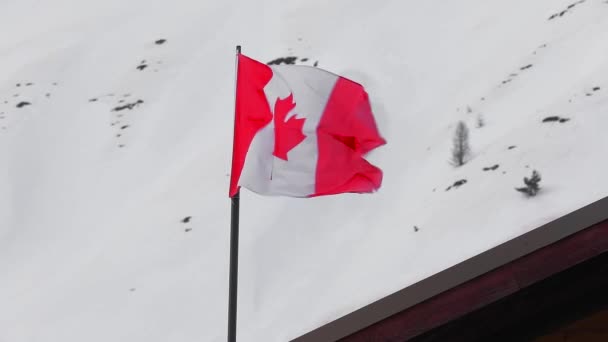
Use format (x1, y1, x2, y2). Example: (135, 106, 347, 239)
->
(1, 0, 608, 341)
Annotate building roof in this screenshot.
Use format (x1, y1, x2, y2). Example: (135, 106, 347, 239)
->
(295, 196, 608, 341)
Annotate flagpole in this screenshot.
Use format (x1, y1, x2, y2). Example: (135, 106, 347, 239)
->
(228, 190, 239, 342)
(227, 45, 241, 342)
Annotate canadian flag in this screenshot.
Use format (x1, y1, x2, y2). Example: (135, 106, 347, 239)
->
(229, 54, 386, 197)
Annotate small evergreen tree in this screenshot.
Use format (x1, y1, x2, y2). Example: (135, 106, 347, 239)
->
(476, 114, 485, 128)
(451, 121, 471, 166)
(516, 170, 542, 197)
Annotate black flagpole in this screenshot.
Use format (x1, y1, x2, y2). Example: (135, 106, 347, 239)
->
(227, 45, 241, 342)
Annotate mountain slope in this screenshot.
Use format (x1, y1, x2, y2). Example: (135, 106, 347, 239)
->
(1, 0, 608, 341)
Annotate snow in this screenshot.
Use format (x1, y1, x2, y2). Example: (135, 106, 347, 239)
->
(1, 0, 608, 341)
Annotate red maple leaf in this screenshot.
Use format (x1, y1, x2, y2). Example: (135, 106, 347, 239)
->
(272, 94, 306, 161)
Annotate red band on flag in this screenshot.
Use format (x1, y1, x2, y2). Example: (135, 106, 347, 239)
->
(229, 55, 274, 197)
(314, 77, 386, 196)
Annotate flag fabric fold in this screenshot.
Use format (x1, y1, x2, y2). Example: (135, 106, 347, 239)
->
(229, 54, 386, 198)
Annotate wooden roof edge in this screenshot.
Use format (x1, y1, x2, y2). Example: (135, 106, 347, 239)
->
(292, 196, 608, 342)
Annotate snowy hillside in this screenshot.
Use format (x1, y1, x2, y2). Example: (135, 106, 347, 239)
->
(1, 0, 608, 341)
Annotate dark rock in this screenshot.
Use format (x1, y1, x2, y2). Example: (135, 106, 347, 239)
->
(520, 64, 533, 71)
(112, 100, 144, 112)
(543, 116, 570, 123)
(155, 39, 167, 45)
(182, 216, 192, 223)
(16, 101, 31, 108)
(542, 116, 560, 122)
(267, 56, 298, 65)
(446, 179, 467, 191)
(453, 179, 467, 187)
